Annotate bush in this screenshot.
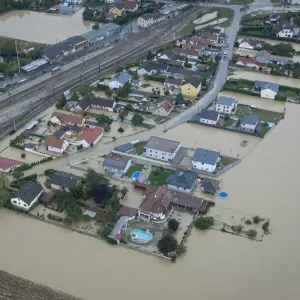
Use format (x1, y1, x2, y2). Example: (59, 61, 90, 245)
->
(168, 218, 180, 232)
(106, 237, 118, 245)
(144, 74, 166, 82)
(253, 215, 262, 224)
(100, 226, 113, 239)
(77, 144, 83, 150)
(231, 225, 243, 234)
(21, 153, 26, 158)
(262, 221, 269, 232)
(14, 163, 32, 172)
(194, 216, 214, 230)
(246, 229, 257, 239)
(157, 234, 178, 255)
(118, 127, 124, 133)
(245, 219, 252, 225)
(44, 169, 55, 176)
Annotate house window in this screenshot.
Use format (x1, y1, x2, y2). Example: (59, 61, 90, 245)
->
(13, 200, 17, 204)
(162, 157, 164, 160)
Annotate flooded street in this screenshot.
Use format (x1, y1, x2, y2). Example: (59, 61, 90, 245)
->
(0, 9, 93, 44)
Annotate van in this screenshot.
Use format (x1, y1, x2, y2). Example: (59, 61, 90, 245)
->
(223, 49, 228, 57)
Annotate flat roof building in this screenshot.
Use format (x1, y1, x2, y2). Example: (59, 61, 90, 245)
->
(82, 23, 121, 44)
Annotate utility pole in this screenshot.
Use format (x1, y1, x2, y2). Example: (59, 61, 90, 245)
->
(13, 119, 16, 132)
(98, 60, 101, 75)
(15, 40, 20, 75)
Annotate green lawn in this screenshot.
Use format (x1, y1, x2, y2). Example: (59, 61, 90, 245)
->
(230, 0, 253, 4)
(175, 23, 194, 37)
(261, 125, 271, 137)
(220, 157, 236, 166)
(148, 168, 172, 186)
(134, 142, 146, 155)
(125, 164, 144, 178)
(224, 118, 234, 127)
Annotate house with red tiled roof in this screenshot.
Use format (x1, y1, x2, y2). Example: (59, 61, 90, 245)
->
(50, 112, 84, 127)
(152, 100, 173, 117)
(236, 56, 267, 70)
(125, 0, 138, 12)
(0, 156, 23, 173)
(45, 135, 69, 153)
(75, 127, 103, 148)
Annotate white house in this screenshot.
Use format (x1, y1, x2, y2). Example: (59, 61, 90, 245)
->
(45, 135, 69, 153)
(138, 13, 165, 28)
(215, 96, 237, 114)
(145, 136, 181, 161)
(152, 100, 173, 117)
(239, 38, 265, 50)
(77, 95, 116, 112)
(137, 62, 167, 76)
(11, 182, 43, 211)
(105, 0, 116, 3)
(240, 114, 259, 133)
(276, 23, 294, 38)
(199, 109, 219, 125)
(192, 148, 220, 173)
(75, 127, 103, 148)
(103, 152, 132, 174)
(109, 72, 132, 89)
(254, 81, 279, 100)
(166, 169, 197, 194)
(0, 156, 23, 173)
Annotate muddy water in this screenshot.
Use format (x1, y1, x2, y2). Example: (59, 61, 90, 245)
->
(230, 69, 300, 88)
(1, 104, 300, 299)
(0, 9, 93, 44)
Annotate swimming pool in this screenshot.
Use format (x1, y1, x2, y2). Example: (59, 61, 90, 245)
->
(130, 229, 153, 244)
(132, 171, 141, 180)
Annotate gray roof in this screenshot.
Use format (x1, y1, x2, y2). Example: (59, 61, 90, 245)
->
(192, 148, 220, 165)
(131, 79, 141, 86)
(24, 143, 37, 150)
(110, 72, 132, 85)
(201, 178, 219, 194)
(53, 130, 65, 138)
(171, 192, 209, 212)
(241, 114, 259, 125)
(13, 182, 43, 204)
(254, 80, 279, 93)
(165, 78, 182, 86)
(140, 61, 168, 73)
(199, 109, 219, 121)
(114, 143, 134, 152)
(82, 23, 120, 41)
(166, 170, 197, 189)
(240, 38, 265, 48)
(183, 77, 202, 88)
(216, 96, 236, 106)
(50, 171, 81, 189)
(103, 153, 131, 171)
(108, 216, 129, 240)
(78, 95, 115, 110)
(145, 136, 180, 153)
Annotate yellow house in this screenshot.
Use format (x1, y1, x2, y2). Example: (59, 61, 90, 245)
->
(181, 77, 202, 98)
(109, 2, 125, 16)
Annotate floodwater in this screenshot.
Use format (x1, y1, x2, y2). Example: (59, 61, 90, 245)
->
(0, 9, 93, 44)
(230, 69, 300, 88)
(1, 103, 300, 299)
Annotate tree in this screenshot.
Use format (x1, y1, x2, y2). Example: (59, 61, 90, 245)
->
(147, 50, 153, 59)
(176, 93, 185, 104)
(118, 127, 124, 133)
(77, 83, 91, 95)
(125, 104, 133, 110)
(157, 234, 178, 255)
(83, 168, 109, 199)
(13, 171, 24, 181)
(92, 23, 100, 30)
(215, 54, 221, 64)
(246, 229, 257, 239)
(120, 187, 128, 198)
(96, 114, 112, 125)
(194, 216, 214, 230)
(131, 113, 144, 127)
(70, 92, 79, 101)
(118, 82, 131, 98)
(253, 215, 262, 224)
(92, 184, 112, 204)
(70, 183, 84, 199)
(21, 153, 26, 159)
(262, 221, 269, 232)
(119, 109, 129, 121)
(56, 94, 67, 109)
(168, 218, 180, 232)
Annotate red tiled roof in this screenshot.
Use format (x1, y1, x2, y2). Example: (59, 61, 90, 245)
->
(45, 135, 66, 149)
(0, 156, 23, 170)
(77, 127, 102, 145)
(159, 100, 172, 112)
(204, 34, 218, 41)
(125, 0, 137, 10)
(51, 112, 83, 125)
(236, 57, 267, 68)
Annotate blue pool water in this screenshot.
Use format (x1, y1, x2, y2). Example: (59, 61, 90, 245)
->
(130, 229, 153, 243)
(132, 171, 141, 180)
(219, 192, 228, 199)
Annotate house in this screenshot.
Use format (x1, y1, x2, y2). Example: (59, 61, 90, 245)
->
(175, 48, 200, 60)
(276, 22, 294, 38)
(75, 127, 103, 148)
(145, 136, 181, 161)
(256, 50, 292, 66)
(0, 157, 23, 173)
(131, 79, 141, 88)
(124, 0, 138, 12)
(11, 182, 43, 211)
(109, 72, 132, 89)
(45, 135, 69, 153)
(152, 100, 173, 117)
(138, 13, 166, 28)
(138, 185, 173, 221)
(24, 143, 38, 152)
(240, 114, 259, 133)
(236, 57, 267, 70)
(137, 61, 168, 75)
(114, 143, 134, 152)
(254, 81, 279, 99)
(77, 95, 116, 112)
(239, 38, 265, 50)
(215, 96, 237, 114)
(159, 51, 185, 62)
(269, 13, 281, 23)
(192, 148, 221, 173)
(166, 169, 197, 194)
(50, 112, 84, 126)
(109, 2, 125, 16)
(103, 152, 132, 174)
(201, 49, 220, 57)
(164, 78, 182, 89)
(200, 178, 220, 194)
(53, 130, 65, 139)
(50, 171, 81, 192)
(181, 77, 202, 98)
(198, 109, 219, 125)
(171, 192, 210, 213)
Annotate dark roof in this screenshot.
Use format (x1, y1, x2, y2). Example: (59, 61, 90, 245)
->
(119, 205, 138, 217)
(165, 78, 182, 86)
(53, 130, 65, 138)
(276, 22, 293, 33)
(13, 182, 43, 204)
(166, 169, 197, 189)
(216, 96, 236, 106)
(241, 114, 259, 125)
(171, 191, 209, 212)
(112, 1, 125, 10)
(254, 80, 279, 92)
(114, 143, 134, 152)
(199, 109, 219, 121)
(24, 143, 37, 150)
(39, 190, 54, 204)
(64, 125, 82, 133)
(50, 171, 81, 189)
(145, 136, 180, 153)
(78, 95, 115, 110)
(140, 61, 168, 72)
(44, 36, 87, 60)
(103, 153, 131, 170)
(192, 148, 220, 165)
(201, 178, 219, 194)
(182, 76, 201, 88)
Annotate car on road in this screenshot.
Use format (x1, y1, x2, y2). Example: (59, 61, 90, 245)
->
(223, 49, 228, 57)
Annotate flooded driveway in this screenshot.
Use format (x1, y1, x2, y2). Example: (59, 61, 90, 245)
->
(0, 9, 93, 44)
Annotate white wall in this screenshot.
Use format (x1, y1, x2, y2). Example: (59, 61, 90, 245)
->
(138, 17, 153, 28)
(239, 42, 253, 50)
(91, 102, 115, 112)
(277, 30, 293, 38)
(200, 118, 217, 125)
(216, 103, 235, 114)
(109, 81, 123, 89)
(241, 123, 257, 132)
(261, 89, 276, 100)
(167, 184, 192, 194)
(153, 107, 169, 117)
(192, 160, 218, 173)
(145, 144, 180, 161)
(47, 140, 69, 153)
(11, 190, 43, 211)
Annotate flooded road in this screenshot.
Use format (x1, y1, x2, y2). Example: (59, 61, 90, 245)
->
(0, 9, 93, 44)
(1, 103, 300, 299)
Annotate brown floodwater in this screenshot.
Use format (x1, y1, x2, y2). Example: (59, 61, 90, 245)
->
(0, 9, 93, 44)
(0, 103, 300, 300)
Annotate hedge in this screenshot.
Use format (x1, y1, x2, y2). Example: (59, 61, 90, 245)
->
(275, 95, 287, 101)
(222, 85, 257, 96)
(279, 85, 300, 93)
(97, 84, 110, 92)
(11, 173, 38, 188)
(14, 163, 32, 172)
(14, 157, 53, 172)
(144, 74, 166, 82)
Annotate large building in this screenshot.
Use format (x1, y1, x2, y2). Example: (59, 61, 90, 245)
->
(138, 13, 166, 28)
(82, 23, 121, 45)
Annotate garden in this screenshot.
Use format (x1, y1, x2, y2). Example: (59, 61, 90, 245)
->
(148, 167, 172, 186)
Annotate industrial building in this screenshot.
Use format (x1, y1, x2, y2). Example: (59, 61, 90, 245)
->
(21, 59, 49, 74)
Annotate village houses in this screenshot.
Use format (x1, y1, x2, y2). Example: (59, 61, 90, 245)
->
(215, 96, 238, 114)
(45, 135, 69, 153)
(103, 152, 132, 174)
(192, 148, 221, 173)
